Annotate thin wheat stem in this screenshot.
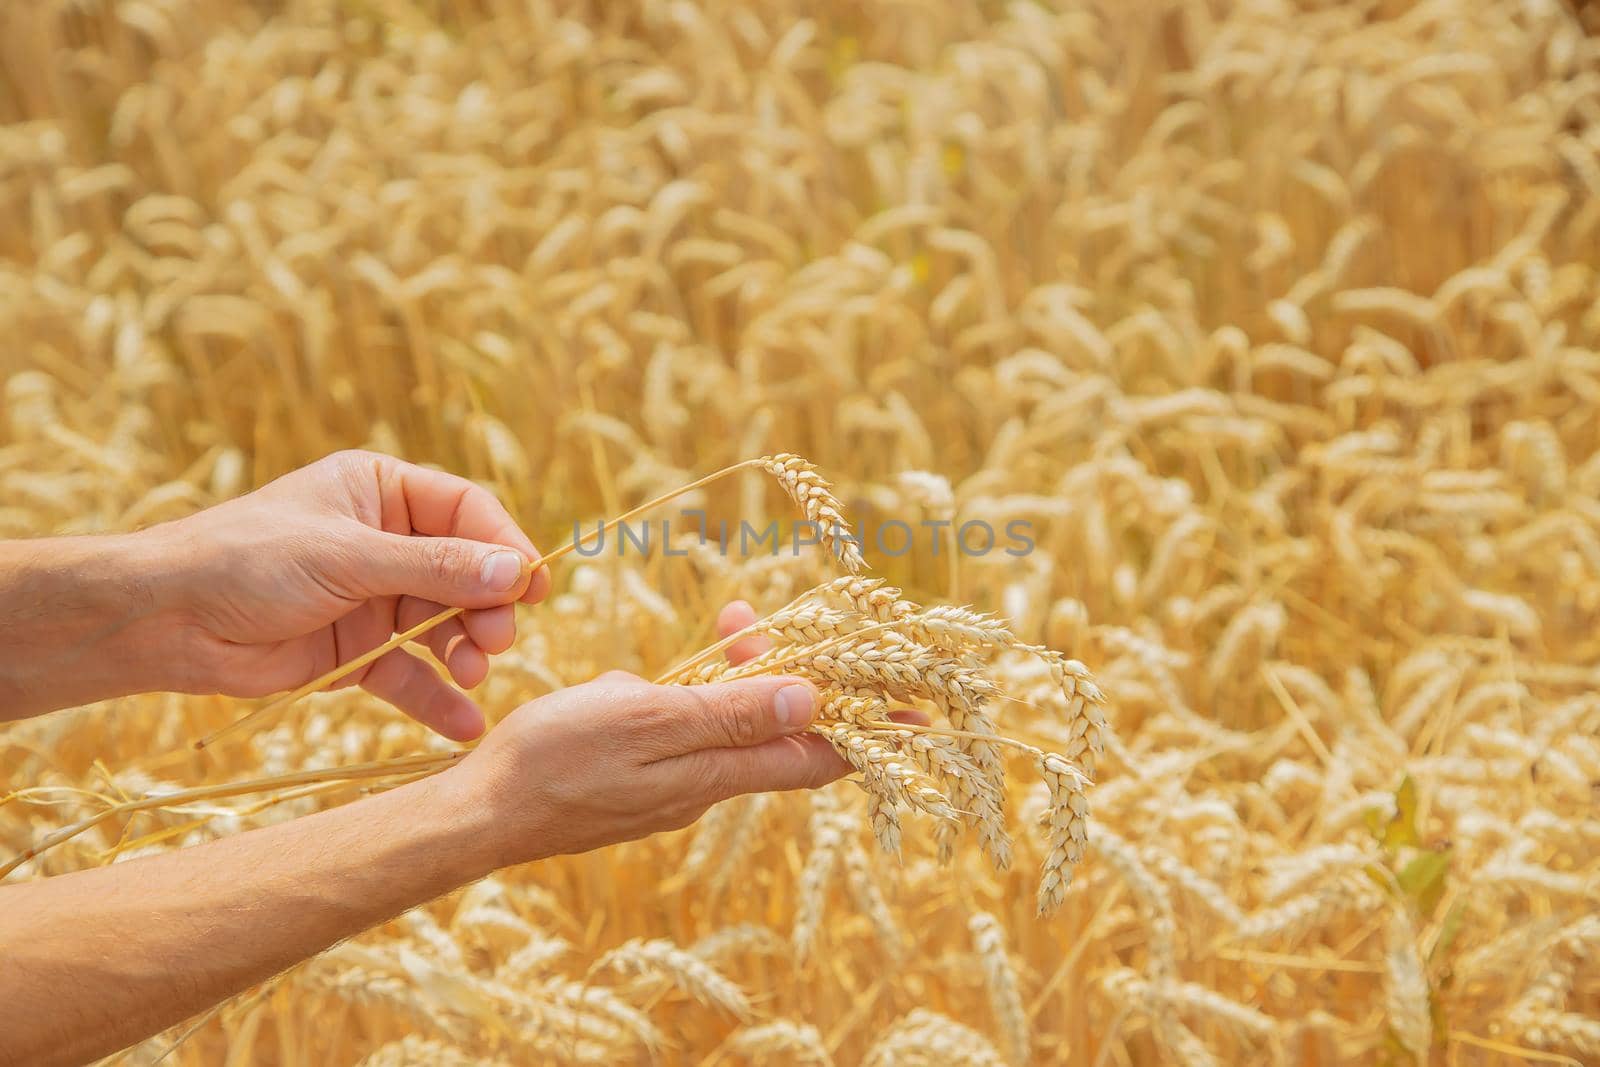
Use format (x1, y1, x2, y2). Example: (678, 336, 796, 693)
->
(2, 785, 124, 810)
(1, 752, 462, 879)
(652, 585, 818, 684)
(1445, 1031, 1582, 1067)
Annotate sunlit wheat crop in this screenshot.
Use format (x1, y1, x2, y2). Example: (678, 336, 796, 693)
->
(3, 0, 1599, 1063)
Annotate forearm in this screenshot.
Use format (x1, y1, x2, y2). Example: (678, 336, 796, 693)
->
(0, 532, 189, 721)
(0, 770, 500, 1066)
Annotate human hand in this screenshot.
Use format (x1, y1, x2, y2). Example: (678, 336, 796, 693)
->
(148, 450, 549, 739)
(448, 600, 923, 868)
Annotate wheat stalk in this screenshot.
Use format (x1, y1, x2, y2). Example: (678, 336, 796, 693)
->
(969, 911, 1030, 1064)
(0, 752, 462, 879)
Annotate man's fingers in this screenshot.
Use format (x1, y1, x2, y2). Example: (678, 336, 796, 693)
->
(437, 633, 489, 690)
(684, 735, 850, 803)
(716, 600, 772, 666)
(461, 604, 517, 656)
(396, 597, 512, 688)
(361, 646, 486, 741)
(641, 677, 818, 755)
(357, 529, 533, 610)
(372, 457, 551, 606)
(714, 600, 753, 640)
(398, 597, 476, 677)
(661, 712, 926, 805)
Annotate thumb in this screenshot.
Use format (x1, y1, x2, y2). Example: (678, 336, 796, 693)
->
(657, 676, 819, 754)
(359, 530, 531, 609)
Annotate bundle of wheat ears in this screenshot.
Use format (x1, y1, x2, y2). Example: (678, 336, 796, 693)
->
(666, 569, 1105, 916)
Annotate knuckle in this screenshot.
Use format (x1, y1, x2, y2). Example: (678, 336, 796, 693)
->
(621, 694, 681, 750)
(629, 705, 673, 742)
(662, 687, 712, 737)
(710, 687, 764, 746)
(322, 448, 374, 477)
(428, 539, 473, 586)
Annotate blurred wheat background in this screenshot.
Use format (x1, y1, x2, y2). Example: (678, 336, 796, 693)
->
(3, 0, 1600, 1063)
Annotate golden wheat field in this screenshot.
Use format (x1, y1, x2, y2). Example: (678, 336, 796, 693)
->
(4, 0, 1600, 1063)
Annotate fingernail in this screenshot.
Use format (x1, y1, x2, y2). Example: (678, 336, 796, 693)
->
(775, 684, 815, 730)
(480, 551, 524, 591)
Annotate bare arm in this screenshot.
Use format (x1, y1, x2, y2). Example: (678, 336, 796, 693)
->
(0, 771, 491, 1066)
(0, 533, 182, 720)
(0, 664, 855, 1067)
(1, 450, 552, 733)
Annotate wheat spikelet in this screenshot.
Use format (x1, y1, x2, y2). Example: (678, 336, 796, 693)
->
(726, 1020, 835, 1065)
(1107, 969, 1280, 1054)
(690, 924, 788, 964)
(351, 1036, 512, 1067)
(1519, 1014, 1600, 1059)
(1034, 752, 1090, 916)
(1094, 829, 1177, 978)
(1234, 874, 1382, 944)
(793, 795, 848, 960)
(818, 575, 912, 623)
(1260, 844, 1377, 901)
(588, 938, 751, 1020)
(452, 903, 540, 953)
(301, 964, 466, 1041)
(1163, 979, 1280, 1046)
(400, 908, 466, 971)
(863, 791, 903, 856)
(539, 978, 666, 1053)
(1142, 848, 1245, 928)
(497, 938, 573, 984)
(1382, 910, 1433, 1060)
(1503, 916, 1600, 1057)
(705, 794, 771, 896)
(699, 572, 1104, 896)
(755, 605, 867, 645)
(969, 911, 1029, 1064)
(861, 1009, 1009, 1067)
(843, 839, 904, 961)
(1034, 653, 1109, 779)
(757, 453, 865, 573)
(680, 801, 740, 882)
(814, 723, 958, 826)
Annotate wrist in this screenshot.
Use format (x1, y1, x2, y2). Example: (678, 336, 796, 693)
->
(0, 529, 198, 717)
(427, 760, 521, 880)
